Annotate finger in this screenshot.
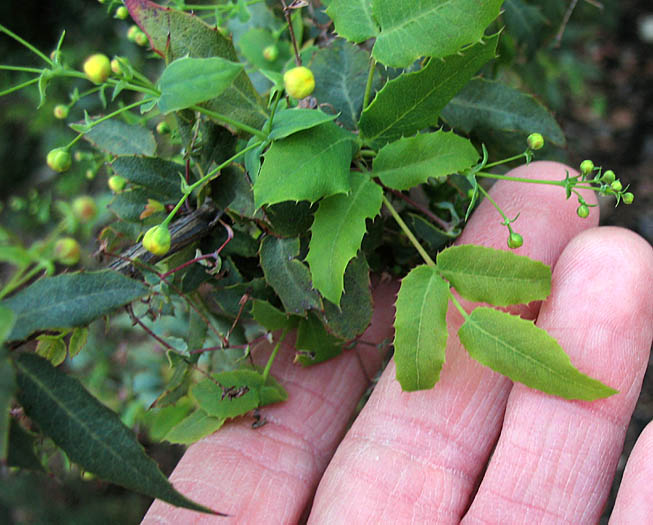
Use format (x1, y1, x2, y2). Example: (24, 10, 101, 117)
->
(309, 161, 598, 523)
(610, 421, 653, 524)
(141, 280, 397, 524)
(462, 227, 653, 524)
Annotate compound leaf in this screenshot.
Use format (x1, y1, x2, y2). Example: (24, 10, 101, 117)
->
(306, 171, 382, 305)
(394, 265, 449, 391)
(15, 353, 220, 514)
(360, 33, 498, 146)
(458, 307, 618, 400)
(371, 0, 503, 67)
(373, 130, 479, 190)
(327, 0, 378, 43)
(2, 271, 149, 341)
(84, 119, 156, 156)
(437, 245, 551, 306)
(111, 156, 184, 202)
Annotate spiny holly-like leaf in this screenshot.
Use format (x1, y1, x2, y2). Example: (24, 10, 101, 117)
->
(267, 109, 338, 141)
(327, 0, 378, 43)
(360, 33, 498, 146)
(394, 265, 450, 391)
(111, 156, 184, 202)
(295, 312, 344, 366)
(441, 77, 566, 146)
(254, 122, 356, 208)
(322, 254, 373, 340)
(0, 346, 15, 460)
(126, 0, 267, 130)
(309, 38, 379, 130)
(373, 130, 479, 190)
(164, 409, 224, 445)
(158, 56, 244, 113)
(458, 307, 618, 400)
(371, 0, 504, 67)
(436, 245, 551, 306)
(15, 353, 221, 514)
(259, 237, 321, 316)
(1, 271, 149, 341)
(305, 172, 382, 305)
(83, 119, 157, 156)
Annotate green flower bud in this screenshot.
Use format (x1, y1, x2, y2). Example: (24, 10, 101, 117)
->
(108, 175, 127, 193)
(142, 225, 171, 256)
(622, 192, 634, 205)
(134, 31, 148, 47)
(611, 180, 623, 192)
(53, 104, 69, 120)
(507, 232, 524, 249)
(46, 148, 72, 172)
(576, 204, 590, 218)
(111, 58, 123, 75)
(263, 45, 279, 62)
(283, 66, 315, 99)
(115, 6, 128, 19)
(601, 169, 616, 184)
(85, 169, 95, 180)
(156, 121, 171, 135)
(526, 133, 544, 150)
(579, 160, 594, 176)
(54, 238, 80, 265)
(127, 25, 140, 41)
(72, 196, 98, 221)
(83, 53, 111, 84)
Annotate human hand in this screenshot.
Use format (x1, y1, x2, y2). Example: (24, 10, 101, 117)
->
(142, 162, 653, 524)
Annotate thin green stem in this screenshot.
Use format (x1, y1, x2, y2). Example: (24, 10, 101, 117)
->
(264, 90, 282, 135)
(475, 171, 564, 186)
(0, 77, 39, 97)
(262, 328, 288, 382)
(192, 105, 267, 140)
(477, 184, 509, 224)
(0, 65, 43, 74)
(0, 24, 53, 66)
(448, 290, 470, 321)
(362, 57, 376, 110)
(382, 194, 436, 267)
(483, 152, 529, 170)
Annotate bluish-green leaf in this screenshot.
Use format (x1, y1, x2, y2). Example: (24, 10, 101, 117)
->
(327, 0, 378, 43)
(108, 189, 159, 222)
(306, 171, 383, 305)
(6, 420, 44, 471)
(254, 122, 355, 207)
(436, 245, 551, 306)
(267, 109, 337, 141)
(0, 305, 15, 344)
(15, 353, 219, 514)
(360, 34, 498, 146)
(458, 307, 618, 400)
(111, 156, 184, 202)
(0, 346, 15, 460)
(2, 271, 149, 341)
(440, 77, 566, 146)
(259, 237, 321, 316)
(371, 0, 504, 67)
(373, 130, 479, 190)
(394, 265, 449, 391)
(158, 56, 244, 113)
(83, 119, 156, 156)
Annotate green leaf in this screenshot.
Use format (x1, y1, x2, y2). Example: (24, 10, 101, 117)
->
(458, 307, 618, 400)
(238, 28, 292, 72)
(394, 265, 449, 391)
(163, 409, 224, 445)
(440, 77, 566, 146)
(68, 327, 88, 359)
(15, 353, 220, 514)
(145, 400, 193, 441)
(158, 56, 244, 113)
(503, 0, 548, 56)
(259, 237, 321, 316)
(436, 245, 551, 306)
(309, 38, 377, 130)
(2, 271, 149, 341)
(266, 201, 316, 237)
(0, 246, 37, 269)
(108, 189, 157, 222)
(111, 156, 185, 202)
(322, 254, 373, 340)
(373, 130, 479, 190)
(406, 213, 458, 252)
(254, 122, 356, 207)
(360, 34, 499, 146)
(6, 419, 44, 471)
(125, 0, 267, 130)
(268, 109, 338, 141)
(251, 299, 295, 332)
(0, 305, 16, 344)
(83, 119, 156, 156)
(327, 0, 378, 43)
(295, 312, 344, 365)
(35, 336, 67, 366)
(306, 171, 383, 305)
(0, 346, 15, 460)
(371, 0, 503, 67)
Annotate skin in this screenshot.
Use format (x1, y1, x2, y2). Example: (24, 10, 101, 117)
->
(142, 162, 653, 524)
